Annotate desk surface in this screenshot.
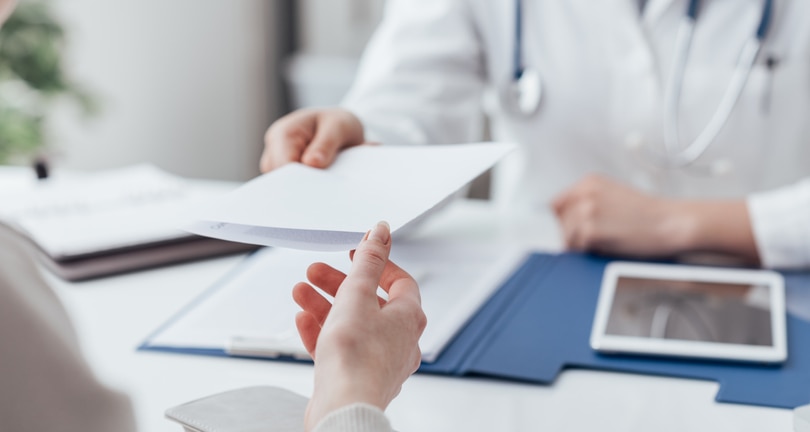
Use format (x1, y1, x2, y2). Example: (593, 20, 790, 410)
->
(46, 200, 794, 432)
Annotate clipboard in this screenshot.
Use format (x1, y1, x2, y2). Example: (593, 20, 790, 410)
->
(139, 242, 526, 364)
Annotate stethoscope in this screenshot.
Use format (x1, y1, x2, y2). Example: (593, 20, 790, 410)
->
(500, 0, 774, 174)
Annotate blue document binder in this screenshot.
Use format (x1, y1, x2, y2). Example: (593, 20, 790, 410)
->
(421, 253, 810, 409)
(140, 252, 810, 409)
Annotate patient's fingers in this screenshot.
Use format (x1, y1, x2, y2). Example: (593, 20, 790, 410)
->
(293, 282, 332, 325)
(378, 260, 417, 296)
(350, 250, 414, 295)
(295, 311, 320, 358)
(305, 261, 387, 306)
(306, 262, 347, 297)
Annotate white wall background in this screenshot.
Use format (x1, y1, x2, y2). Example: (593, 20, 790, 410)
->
(290, 0, 490, 199)
(285, 0, 383, 109)
(47, 0, 280, 181)
(296, 0, 384, 57)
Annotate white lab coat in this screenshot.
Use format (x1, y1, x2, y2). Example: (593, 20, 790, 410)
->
(342, 0, 810, 268)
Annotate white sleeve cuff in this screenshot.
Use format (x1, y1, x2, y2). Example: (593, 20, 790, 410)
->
(342, 105, 430, 146)
(312, 403, 394, 432)
(747, 178, 810, 269)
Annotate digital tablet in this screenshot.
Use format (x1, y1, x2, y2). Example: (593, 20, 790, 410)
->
(590, 262, 787, 363)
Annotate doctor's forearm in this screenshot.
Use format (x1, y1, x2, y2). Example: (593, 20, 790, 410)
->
(674, 200, 760, 265)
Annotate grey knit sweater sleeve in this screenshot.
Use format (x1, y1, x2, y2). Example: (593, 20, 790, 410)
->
(313, 403, 394, 432)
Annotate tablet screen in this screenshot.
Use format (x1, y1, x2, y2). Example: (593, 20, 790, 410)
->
(604, 277, 773, 347)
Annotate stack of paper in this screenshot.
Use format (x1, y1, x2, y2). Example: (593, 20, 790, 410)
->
(0, 165, 256, 280)
(185, 142, 515, 251)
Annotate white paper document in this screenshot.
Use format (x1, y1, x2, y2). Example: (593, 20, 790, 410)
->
(144, 239, 525, 363)
(185, 142, 515, 251)
(0, 165, 235, 259)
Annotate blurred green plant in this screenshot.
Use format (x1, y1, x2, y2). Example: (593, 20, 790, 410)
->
(0, 1, 96, 164)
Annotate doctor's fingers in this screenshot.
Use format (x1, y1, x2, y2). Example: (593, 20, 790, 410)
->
(300, 109, 365, 169)
(552, 174, 616, 215)
(261, 110, 317, 172)
(558, 200, 606, 252)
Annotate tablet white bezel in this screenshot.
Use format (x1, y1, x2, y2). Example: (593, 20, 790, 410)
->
(589, 262, 787, 363)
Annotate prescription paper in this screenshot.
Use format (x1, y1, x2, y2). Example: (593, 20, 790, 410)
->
(185, 142, 515, 251)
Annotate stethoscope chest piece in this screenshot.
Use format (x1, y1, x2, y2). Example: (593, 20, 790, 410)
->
(500, 67, 542, 117)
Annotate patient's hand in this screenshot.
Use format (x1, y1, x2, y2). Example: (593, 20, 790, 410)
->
(261, 108, 365, 172)
(293, 221, 426, 431)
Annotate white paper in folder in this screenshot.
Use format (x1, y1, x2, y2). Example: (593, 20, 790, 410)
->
(185, 142, 515, 251)
(144, 239, 525, 363)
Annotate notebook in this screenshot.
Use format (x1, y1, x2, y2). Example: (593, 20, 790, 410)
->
(0, 165, 257, 280)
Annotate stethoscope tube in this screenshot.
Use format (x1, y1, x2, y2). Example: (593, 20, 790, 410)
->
(500, 0, 541, 117)
(506, 0, 774, 173)
(513, 0, 524, 81)
(757, 0, 774, 40)
(661, 0, 774, 170)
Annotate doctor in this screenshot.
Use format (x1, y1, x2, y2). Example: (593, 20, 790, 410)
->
(262, 0, 810, 269)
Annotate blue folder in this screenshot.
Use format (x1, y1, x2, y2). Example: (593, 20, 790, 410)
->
(140, 252, 810, 409)
(420, 253, 810, 409)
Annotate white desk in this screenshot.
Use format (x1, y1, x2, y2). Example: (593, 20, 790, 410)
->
(46, 200, 793, 432)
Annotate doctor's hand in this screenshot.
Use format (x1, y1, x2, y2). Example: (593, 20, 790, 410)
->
(552, 174, 760, 263)
(292, 221, 426, 432)
(261, 108, 365, 173)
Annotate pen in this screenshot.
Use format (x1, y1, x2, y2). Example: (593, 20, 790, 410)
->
(226, 336, 312, 360)
(33, 157, 49, 180)
(761, 55, 779, 115)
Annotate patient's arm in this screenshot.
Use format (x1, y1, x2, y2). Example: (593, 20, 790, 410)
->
(0, 230, 136, 432)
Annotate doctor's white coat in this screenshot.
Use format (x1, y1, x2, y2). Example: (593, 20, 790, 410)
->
(342, 0, 810, 268)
